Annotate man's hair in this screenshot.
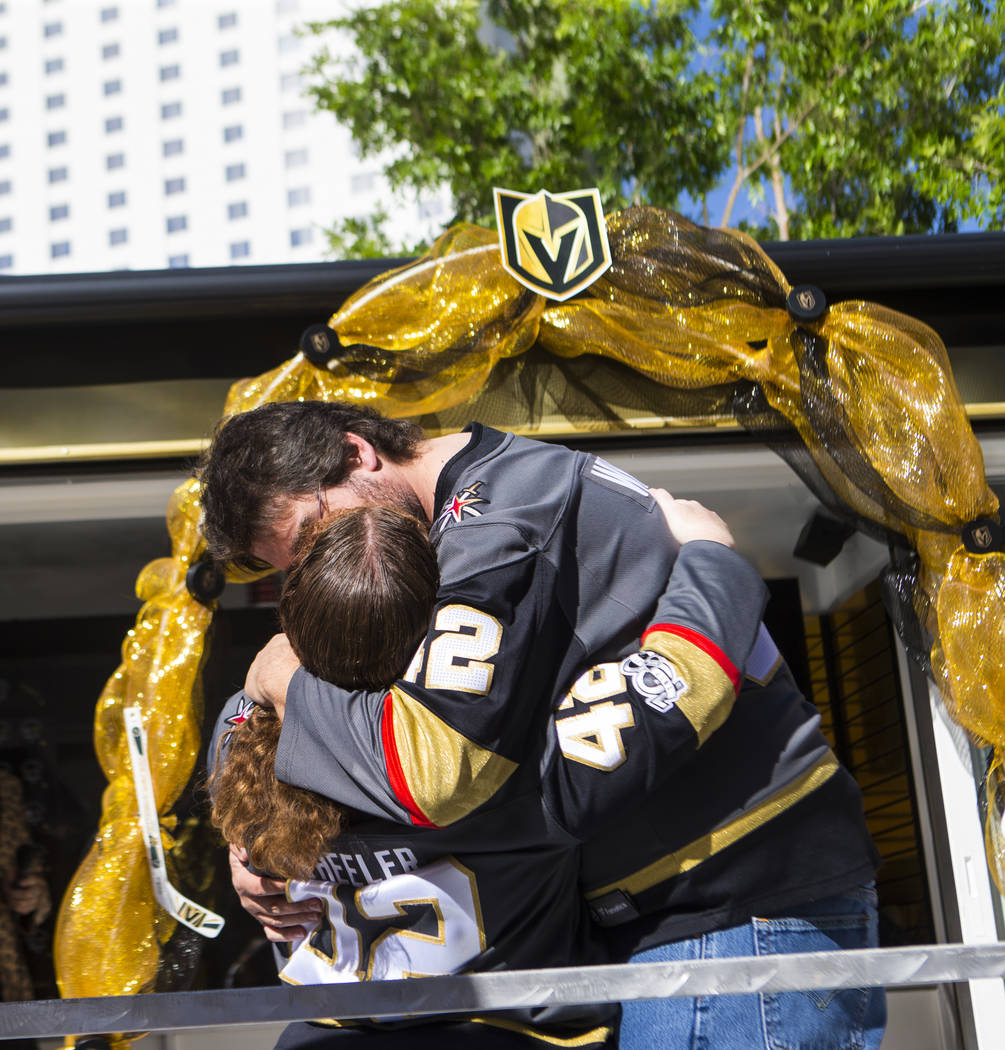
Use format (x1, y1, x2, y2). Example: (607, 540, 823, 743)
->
(210, 506, 439, 878)
(197, 401, 423, 571)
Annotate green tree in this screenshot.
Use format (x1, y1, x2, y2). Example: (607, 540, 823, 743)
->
(711, 0, 1005, 238)
(304, 0, 725, 250)
(303, 0, 1004, 252)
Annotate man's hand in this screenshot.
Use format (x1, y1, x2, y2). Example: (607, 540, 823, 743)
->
(228, 845, 322, 943)
(244, 634, 301, 723)
(651, 488, 735, 549)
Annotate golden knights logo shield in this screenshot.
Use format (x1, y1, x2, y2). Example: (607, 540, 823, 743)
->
(494, 187, 612, 301)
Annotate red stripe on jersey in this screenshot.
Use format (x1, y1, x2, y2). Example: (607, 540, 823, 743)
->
(642, 623, 741, 693)
(380, 692, 437, 828)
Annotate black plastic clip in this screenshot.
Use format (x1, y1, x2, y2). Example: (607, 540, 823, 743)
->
(962, 517, 1004, 554)
(786, 284, 827, 323)
(300, 324, 344, 368)
(185, 556, 226, 603)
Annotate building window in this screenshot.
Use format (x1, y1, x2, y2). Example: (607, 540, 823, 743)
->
(227, 200, 247, 220)
(0, 37, 6, 51)
(168, 253, 189, 268)
(49, 203, 69, 220)
(280, 73, 301, 93)
(0, 179, 10, 194)
(229, 240, 250, 259)
(0, 144, 7, 159)
(221, 86, 241, 105)
(101, 42, 119, 60)
(100, 7, 118, 22)
(106, 152, 124, 170)
(44, 57, 64, 74)
(107, 190, 125, 208)
(0, 254, 12, 270)
(290, 227, 312, 247)
(276, 0, 298, 13)
(218, 12, 237, 29)
(109, 227, 127, 246)
(45, 93, 65, 109)
(0, 73, 7, 87)
(284, 148, 308, 169)
(166, 214, 187, 233)
(50, 240, 70, 258)
(162, 138, 183, 157)
(157, 0, 178, 8)
(219, 49, 239, 67)
(282, 110, 307, 130)
(104, 116, 123, 133)
(164, 176, 185, 194)
(223, 124, 243, 143)
(225, 162, 245, 181)
(43, 22, 63, 38)
(0, 217, 11, 233)
(161, 101, 182, 119)
(278, 34, 299, 54)
(350, 172, 375, 194)
(158, 28, 178, 45)
(0, 108, 7, 122)
(47, 166, 68, 183)
(47, 129, 67, 146)
(103, 79, 122, 95)
(159, 64, 180, 81)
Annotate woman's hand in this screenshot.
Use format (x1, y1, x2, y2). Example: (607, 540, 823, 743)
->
(228, 844, 322, 942)
(650, 488, 735, 549)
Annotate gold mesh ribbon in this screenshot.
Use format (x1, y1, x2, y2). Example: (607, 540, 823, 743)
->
(57, 207, 1004, 1023)
(53, 480, 210, 1035)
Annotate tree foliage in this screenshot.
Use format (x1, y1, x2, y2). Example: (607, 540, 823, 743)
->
(712, 0, 1005, 238)
(304, 0, 1004, 251)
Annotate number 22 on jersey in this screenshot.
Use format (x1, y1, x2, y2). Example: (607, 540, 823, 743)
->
(404, 604, 503, 695)
(280, 858, 486, 985)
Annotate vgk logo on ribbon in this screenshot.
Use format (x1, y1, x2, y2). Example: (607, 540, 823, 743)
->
(494, 187, 612, 301)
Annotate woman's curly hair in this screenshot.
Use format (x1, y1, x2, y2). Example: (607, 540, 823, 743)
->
(210, 505, 439, 879)
(210, 705, 343, 880)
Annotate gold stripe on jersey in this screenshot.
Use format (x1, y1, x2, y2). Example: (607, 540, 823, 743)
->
(390, 685, 518, 825)
(642, 632, 737, 745)
(472, 1016, 615, 1047)
(585, 750, 840, 900)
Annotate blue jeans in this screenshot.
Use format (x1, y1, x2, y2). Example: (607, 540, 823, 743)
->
(620, 884, 886, 1049)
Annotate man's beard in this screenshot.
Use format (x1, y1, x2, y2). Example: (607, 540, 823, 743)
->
(348, 475, 430, 529)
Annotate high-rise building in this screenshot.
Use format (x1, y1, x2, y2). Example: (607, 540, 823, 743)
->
(0, 0, 447, 274)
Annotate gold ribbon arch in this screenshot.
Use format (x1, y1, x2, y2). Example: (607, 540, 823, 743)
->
(55, 208, 1003, 1032)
